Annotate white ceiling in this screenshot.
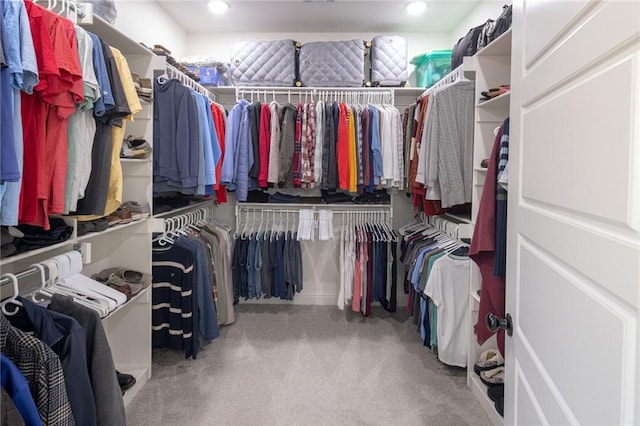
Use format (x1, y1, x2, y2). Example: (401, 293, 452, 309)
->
(155, 0, 480, 34)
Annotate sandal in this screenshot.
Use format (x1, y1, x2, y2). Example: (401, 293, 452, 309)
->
(480, 366, 505, 386)
(474, 348, 504, 375)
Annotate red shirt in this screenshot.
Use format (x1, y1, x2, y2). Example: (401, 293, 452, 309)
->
(211, 104, 227, 203)
(257, 103, 271, 188)
(19, 3, 59, 229)
(337, 103, 350, 190)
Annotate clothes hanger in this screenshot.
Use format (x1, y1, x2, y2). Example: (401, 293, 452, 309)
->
(1, 273, 22, 315)
(28, 263, 50, 303)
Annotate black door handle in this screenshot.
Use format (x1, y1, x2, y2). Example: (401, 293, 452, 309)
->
(486, 313, 513, 337)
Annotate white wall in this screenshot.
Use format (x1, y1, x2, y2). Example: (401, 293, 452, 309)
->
(113, 0, 188, 59)
(449, 1, 507, 45)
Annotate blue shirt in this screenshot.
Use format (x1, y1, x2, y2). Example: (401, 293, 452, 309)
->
(1, 353, 42, 426)
(234, 102, 251, 201)
(1, 68, 19, 182)
(87, 32, 114, 117)
(176, 237, 220, 342)
(369, 106, 383, 184)
(220, 100, 247, 188)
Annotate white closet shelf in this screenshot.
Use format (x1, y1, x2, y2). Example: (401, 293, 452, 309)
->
(0, 240, 75, 267)
(471, 291, 481, 304)
(101, 285, 151, 320)
(76, 218, 150, 242)
(477, 92, 511, 109)
(474, 167, 488, 172)
(468, 374, 504, 426)
(120, 158, 152, 164)
(80, 15, 151, 56)
(153, 200, 213, 218)
(475, 28, 512, 57)
(120, 366, 151, 407)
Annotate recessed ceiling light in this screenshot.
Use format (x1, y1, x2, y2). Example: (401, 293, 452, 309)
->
(208, 0, 229, 14)
(406, 1, 427, 15)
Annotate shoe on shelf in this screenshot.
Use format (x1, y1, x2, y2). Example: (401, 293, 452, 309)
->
(474, 348, 504, 375)
(106, 206, 133, 226)
(137, 77, 153, 96)
(487, 384, 504, 403)
(121, 201, 151, 220)
(480, 366, 505, 386)
(96, 273, 133, 301)
(130, 73, 141, 90)
(77, 218, 109, 236)
(116, 370, 136, 393)
(93, 267, 151, 295)
(121, 136, 152, 159)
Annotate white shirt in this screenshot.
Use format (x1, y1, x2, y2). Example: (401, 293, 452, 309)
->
(424, 255, 475, 367)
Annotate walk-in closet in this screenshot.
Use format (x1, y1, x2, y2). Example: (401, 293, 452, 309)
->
(1, 1, 638, 425)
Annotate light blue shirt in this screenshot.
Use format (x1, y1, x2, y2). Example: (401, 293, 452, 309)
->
(234, 104, 251, 201)
(369, 105, 383, 185)
(220, 100, 248, 188)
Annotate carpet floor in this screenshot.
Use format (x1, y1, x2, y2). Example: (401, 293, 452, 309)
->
(125, 304, 491, 426)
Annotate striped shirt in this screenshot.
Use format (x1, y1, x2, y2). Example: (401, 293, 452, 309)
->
(152, 243, 198, 359)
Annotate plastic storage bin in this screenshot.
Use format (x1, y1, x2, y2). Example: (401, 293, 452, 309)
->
(410, 50, 452, 88)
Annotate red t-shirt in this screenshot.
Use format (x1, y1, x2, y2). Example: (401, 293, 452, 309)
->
(20, 5, 83, 228)
(19, 2, 59, 229)
(258, 103, 271, 188)
(211, 104, 227, 203)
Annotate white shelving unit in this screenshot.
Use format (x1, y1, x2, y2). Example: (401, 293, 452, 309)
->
(0, 14, 156, 407)
(467, 28, 512, 426)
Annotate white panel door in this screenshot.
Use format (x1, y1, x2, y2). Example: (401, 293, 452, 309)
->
(507, 1, 640, 425)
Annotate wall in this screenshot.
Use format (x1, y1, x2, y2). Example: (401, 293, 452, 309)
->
(449, 1, 507, 45)
(113, 0, 188, 59)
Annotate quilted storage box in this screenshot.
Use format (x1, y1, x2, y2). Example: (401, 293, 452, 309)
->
(298, 40, 367, 87)
(370, 35, 408, 87)
(230, 39, 299, 87)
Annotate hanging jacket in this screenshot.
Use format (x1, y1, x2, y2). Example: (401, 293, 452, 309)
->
(278, 104, 297, 186)
(234, 102, 251, 201)
(267, 101, 281, 184)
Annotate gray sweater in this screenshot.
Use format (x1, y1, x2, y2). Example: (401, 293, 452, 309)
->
(425, 80, 475, 208)
(49, 294, 126, 426)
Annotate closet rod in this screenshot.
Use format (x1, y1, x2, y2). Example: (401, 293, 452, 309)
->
(0, 267, 42, 288)
(165, 64, 219, 103)
(237, 202, 393, 210)
(235, 87, 394, 104)
(417, 64, 469, 100)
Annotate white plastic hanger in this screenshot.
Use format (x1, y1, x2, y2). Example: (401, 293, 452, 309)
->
(1, 273, 22, 316)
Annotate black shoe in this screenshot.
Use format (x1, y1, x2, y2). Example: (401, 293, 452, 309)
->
(487, 384, 504, 402)
(495, 397, 504, 417)
(116, 370, 136, 393)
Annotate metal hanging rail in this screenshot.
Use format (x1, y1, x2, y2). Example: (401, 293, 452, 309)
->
(163, 64, 220, 103)
(235, 86, 394, 105)
(417, 63, 474, 100)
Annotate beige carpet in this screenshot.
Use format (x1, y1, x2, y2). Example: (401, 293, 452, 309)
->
(125, 304, 490, 426)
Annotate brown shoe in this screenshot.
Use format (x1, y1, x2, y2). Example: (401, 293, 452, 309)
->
(106, 206, 133, 226)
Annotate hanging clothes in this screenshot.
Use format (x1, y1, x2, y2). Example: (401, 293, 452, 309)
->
(152, 75, 224, 198)
(337, 216, 397, 315)
(470, 119, 508, 356)
(232, 230, 303, 301)
(224, 98, 405, 201)
(0, 315, 75, 425)
(151, 226, 222, 359)
(6, 297, 96, 426)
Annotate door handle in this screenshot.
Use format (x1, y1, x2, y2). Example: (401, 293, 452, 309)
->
(486, 313, 513, 337)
